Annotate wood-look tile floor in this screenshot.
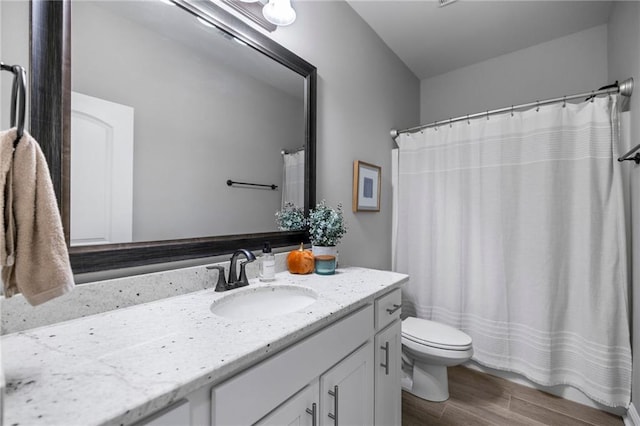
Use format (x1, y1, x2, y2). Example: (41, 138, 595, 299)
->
(402, 366, 623, 426)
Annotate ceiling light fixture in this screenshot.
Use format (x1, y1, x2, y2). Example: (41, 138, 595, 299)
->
(220, 0, 295, 31)
(262, 0, 296, 26)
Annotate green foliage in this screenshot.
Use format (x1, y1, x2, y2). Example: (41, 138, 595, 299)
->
(275, 202, 306, 231)
(307, 200, 347, 246)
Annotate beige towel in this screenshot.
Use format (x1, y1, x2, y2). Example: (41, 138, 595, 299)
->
(1, 128, 74, 306)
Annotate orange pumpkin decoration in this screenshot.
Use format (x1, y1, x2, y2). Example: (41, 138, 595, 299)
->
(287, 243, 315, 274)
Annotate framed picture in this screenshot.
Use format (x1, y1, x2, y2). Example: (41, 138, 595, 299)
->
(353, 160, 381, 212)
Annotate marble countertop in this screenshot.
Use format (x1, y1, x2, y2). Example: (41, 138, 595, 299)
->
(2, 266, 408, 426)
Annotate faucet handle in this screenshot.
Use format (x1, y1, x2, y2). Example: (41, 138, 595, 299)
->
(237, 261, 251, 288)
(206, 265, 228, 292)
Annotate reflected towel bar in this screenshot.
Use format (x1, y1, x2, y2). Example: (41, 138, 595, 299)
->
(227, 179, 278, 190)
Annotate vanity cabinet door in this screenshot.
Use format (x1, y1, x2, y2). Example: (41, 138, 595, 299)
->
(256, 381, 319, 426)
(374, 320, 401, 426)
(320, 341, 374, 426)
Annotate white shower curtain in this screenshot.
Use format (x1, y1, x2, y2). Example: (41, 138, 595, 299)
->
(282, 150, 305, 209)
(394, 96, 631, 407)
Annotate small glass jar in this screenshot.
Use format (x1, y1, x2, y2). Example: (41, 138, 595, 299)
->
(314, 255, 336, 275)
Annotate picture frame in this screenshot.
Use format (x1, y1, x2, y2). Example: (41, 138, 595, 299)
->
(353, 160, 381, 212)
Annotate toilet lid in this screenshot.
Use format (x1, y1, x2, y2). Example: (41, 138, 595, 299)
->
(402, 317, 472, 351)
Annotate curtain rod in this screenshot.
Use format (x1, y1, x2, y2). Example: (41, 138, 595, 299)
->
(390, 78, 634, 140)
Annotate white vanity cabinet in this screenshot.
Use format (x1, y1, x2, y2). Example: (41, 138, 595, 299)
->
(257, 342, 374, 426)
(134, 288, 403, 426)
(211, 304, 375, 426)
(207, 288, 403, 426)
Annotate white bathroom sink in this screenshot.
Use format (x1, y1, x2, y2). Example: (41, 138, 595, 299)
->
(210, 285, 318, 320)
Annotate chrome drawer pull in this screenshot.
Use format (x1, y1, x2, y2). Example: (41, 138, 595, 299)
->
(328, 385, 338, 424)
(305, 402, 317, 426)
(380, 341, 390, 375)
(386, 304, 401, 315)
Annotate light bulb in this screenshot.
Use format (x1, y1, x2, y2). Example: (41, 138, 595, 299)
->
(262, 0, 296, 26)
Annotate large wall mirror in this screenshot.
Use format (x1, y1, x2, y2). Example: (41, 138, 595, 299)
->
(31, 0, 316, 273)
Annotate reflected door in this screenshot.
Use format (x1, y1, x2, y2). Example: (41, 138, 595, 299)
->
(70, 91, 134, 246)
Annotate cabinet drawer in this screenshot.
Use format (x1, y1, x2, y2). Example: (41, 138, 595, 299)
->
(375, 288, 402, 331)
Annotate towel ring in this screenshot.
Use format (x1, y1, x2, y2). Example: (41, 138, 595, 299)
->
(1, 63, 26, 145)
(13, 65, 26, 144)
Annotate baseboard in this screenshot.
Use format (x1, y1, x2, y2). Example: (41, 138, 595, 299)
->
(624, 402, 640, 426)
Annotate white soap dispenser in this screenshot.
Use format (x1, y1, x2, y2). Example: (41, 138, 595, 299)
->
(259, 242, 275, 282)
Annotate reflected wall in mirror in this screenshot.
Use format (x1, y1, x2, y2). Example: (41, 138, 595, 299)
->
(31, 0, 316, 272)
(70, 1, 305, 245)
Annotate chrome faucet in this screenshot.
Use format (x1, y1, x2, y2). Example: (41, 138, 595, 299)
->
(207, 249, 257, 292)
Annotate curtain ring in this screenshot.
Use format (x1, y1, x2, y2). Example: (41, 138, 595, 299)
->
(536, 101, 540, 112)
(486, 111, 490, 120)
(562, 96, 566, 108)
(511, 105, 514, 117)
(467, 115, 470, 125)
(591, 91, 595, 102)
(449, 118, 452, 128)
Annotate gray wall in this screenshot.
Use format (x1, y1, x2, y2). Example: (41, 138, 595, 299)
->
(419, 24, 608, 124)
(0, 0, 29, 131)
(72, 2, 304, 241)
(608, 1, 640, 413)
(267, 0, 420, 269)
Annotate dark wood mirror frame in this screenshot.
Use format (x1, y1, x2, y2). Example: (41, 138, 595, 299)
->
(30, 0, 316, 274)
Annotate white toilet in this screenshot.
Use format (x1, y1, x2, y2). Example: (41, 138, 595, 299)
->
(401, 317, 473, 402)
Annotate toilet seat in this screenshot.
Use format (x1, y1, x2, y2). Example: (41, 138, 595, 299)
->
(402, 317, 472, 351)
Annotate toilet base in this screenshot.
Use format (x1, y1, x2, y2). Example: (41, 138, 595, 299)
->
(407, 361, 450, 402)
